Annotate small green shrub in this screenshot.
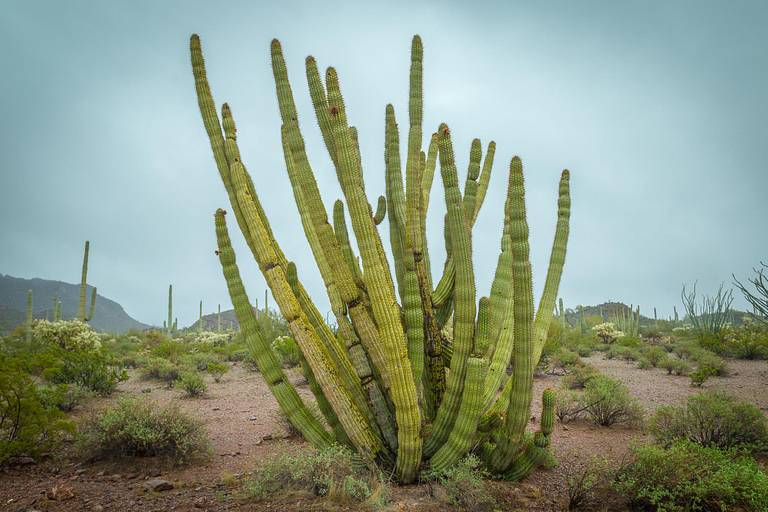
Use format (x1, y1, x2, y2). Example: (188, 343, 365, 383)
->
(549, 349, 583, 374)
(78, 398, 209, 464)
(271, 336, 301, 368)
(556, 390, 587, 424)
(141, 357, 182, 385)
(723, 322, 768, 359)
(689, 366, 715, 387)
(425, 454, 496, 510)
(562, 456, 614, 511)
(650, 392, 768, 453)
(658, 357, 691, 376)
(636, 357, 652, 370)
(176, 372, 207, 397)
(1, 363, 74, 464)
(691, 349, 728, 377)
(575, 345, 593, 357)
(42, 346, 127, 395)
(641, 346, 668, 367)
(614, 441, 768, 512)
(206, 361, 229, 383)
(246, 444, 387, 505)
(39, 383, 92, 412)
(583, 376, 643, 427)
(184, 353, 218, 372)
(561, 364, 599, 389)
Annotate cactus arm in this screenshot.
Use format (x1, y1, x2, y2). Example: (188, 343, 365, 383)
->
(77, 241, 89, 321)
(531, 170, 571, 366)
(384, 104, 408, 296)
(428, 356, 485, 472)
(332, 200, 366, 292)
(324, 66, 422, 482)
(372, 195, 387, 225)
(472, 141, 496, 224)
(227, 161, 383, 459)
(461, 139, 482, 223)
(487, 157, 535, 473)
(424, 124, 477, 456)
(214, 209, 333, 449)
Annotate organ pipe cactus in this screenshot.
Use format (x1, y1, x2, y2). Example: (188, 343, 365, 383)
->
(192, 34, 572, 483)
(77, 241, 97, 322)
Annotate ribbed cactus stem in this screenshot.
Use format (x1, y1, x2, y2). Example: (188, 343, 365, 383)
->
(77, 241, 95, 322)
(217, 304, 222, 332)
(372, 195, 387, 225)
(167, 285, 173, 336)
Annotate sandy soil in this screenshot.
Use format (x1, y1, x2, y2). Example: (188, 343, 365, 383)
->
(1, 356, 766, 512)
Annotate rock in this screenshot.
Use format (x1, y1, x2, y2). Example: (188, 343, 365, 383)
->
(144, 478, 174, 492)
(262, 434, 273, 441)
(248, 415, 257, 421)
(92, 505, 104, 512)
(110, 474, 122, 481)
(75, 469, 87, 475)
(148, 468, 161, 477)
(96, 470, 105, 476)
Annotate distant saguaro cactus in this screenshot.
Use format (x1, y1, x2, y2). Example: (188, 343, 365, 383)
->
(77, 241, 97, 322)
(167, 284, 173, 336)
(193, 34, 571, 483)
(26, 289, 33, 342)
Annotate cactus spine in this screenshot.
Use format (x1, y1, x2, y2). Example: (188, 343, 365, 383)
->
(77, 241, 97, 322)
(191, 34, 572, 482)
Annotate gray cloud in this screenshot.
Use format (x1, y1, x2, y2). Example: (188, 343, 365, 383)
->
(1, 0, 766, 326)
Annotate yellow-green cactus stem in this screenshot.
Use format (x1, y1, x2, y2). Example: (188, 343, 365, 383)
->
(373, 196, 387, 225)
(77, 241, 96, 322)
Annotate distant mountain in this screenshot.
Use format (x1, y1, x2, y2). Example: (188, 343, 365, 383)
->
(0, 274, 150, 334)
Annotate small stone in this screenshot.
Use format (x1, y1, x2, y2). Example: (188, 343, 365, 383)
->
(75, 469, 87, 475)
(248, 415, 257, 421)
(110, 474, 122, 481)
(148, 469, 161, 477)
(96, 470, 105, 476)
(11, 456, 36, 466)
(144, 478, 174, 492)
(262, 434, 273, 441)
(93, 506, 104, 512)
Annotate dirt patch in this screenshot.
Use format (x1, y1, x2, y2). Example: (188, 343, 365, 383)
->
(1, 356, 766, 511)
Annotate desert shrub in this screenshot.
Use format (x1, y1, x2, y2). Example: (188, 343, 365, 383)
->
(691, 349, 728, 377)
(42, 345, 127, 395)
(658, 357, 691, 376)
(575, 344, 593, 357)
(616, 336, 642, 348)
(141, 357, 182, 384)
(606, 345, 639, 362)
(247, 444, 387, 505)
(78, 398, 208, 464)
(583, 376, 643, 427)
(614, 441, 768, 512)
(549, 349, 583, 374)
(176, 371, 207, 397)
(39, 383, 92, 412)
(562, 456, 614, 510)
(561, 364, 599, 389)
(150, 339, 187, 361)
(723, 322, 768, 359)
(594, 342, 610, 352)
(206, 361, 229, 383)
(271, 336, 301, 368)
(650, 392, 768, 453)
(183, 352, 218, 372)
(425, 454, 495, 510)
(689, 366, 715, 387)
(641, 346, 668, 367)
(591, 323, 624, 344)
(636, 357, 652, 370)
(556, 390, 587, 423)
(0, 362, 74, 464)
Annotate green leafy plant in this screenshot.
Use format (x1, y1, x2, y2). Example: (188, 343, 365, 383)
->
(583, 376, 643, 427)
(141, 357, 182, 385)
(176, 371, 207, 397)
(614, 441, 768, 512)
(425, 454, 496, 510)
(246, 444, 387, 505)
(271, 335, 301, 368)
(78, 398, 209, 464)
(206, 361, 229, 383)
(650, 392, 768, 453)
(1, 362, 74, 464)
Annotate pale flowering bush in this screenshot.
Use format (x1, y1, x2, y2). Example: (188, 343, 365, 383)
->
(183, 331, 230, 346)
(33, 320, 108, 350)
(591, 323, 624, 344)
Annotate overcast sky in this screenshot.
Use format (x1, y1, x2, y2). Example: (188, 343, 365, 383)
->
(1, 0, 767, 327)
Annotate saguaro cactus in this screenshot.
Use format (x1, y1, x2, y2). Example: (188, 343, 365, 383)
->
(167, 284, 173, 336)
(192, 34, 572, 483)
(77, 241, 97, 322)
(217, 304, 222, 332)
(199, 300, 203, 332)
